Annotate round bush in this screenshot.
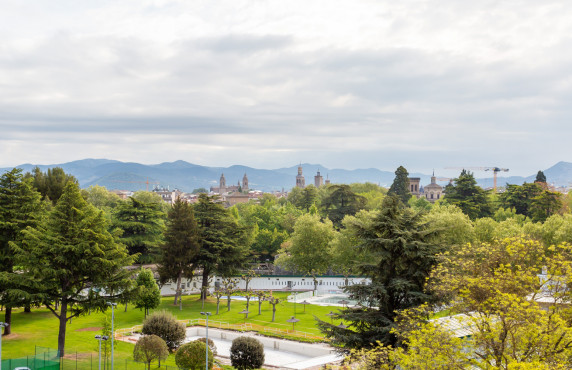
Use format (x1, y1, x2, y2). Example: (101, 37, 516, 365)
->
(175, 340, 214, 370)
(196, 337, 217, 356)
(230, 336, 265, 370)
(142, 310, 186, 351)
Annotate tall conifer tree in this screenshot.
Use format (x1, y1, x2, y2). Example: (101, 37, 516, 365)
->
(157, 198, 200, 304)
(0, 168, 43, 335)
(10, 183, 134, 356)
(388, 166, 411, 205)
(317, 195, 441, 350)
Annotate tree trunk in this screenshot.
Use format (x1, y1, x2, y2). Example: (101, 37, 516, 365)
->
(258, 300, 262, 315)
(124, 303, 128, 312)
(57, 299, 68, 357)
(3, 306, 11, 335)
(201, 269, 210, 300)
(216, 299, 220, 315)
(174, 271, 182, 305)
(272, 305, 276, 322)
(24, 303, 31, 313)
(227, 296, 231, 312)
(246, 297, 250, 318)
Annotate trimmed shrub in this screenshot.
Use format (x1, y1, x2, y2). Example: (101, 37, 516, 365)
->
(196, 337, 217, 356)
(175, 340, 214, 370)
(142, 310, 186, 351)
(133, 335, 169, 370)
(230, 336, 265, 370)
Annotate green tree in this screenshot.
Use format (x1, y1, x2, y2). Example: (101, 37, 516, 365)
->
(28, 166, 78, 204)
(317, 195, 441, 351)
(193, 194, 249, 299)
(535, 170, 547, 183)
(443, 170, 492, 219)
(113, 197, 165, 263)
(83, 185, 121, 210)
(0, 168, 43, 334)
(322, 184, 366, 228)
(175, 340, 213, 370)
(142, 310, 186, 352)
(275, 213, 335, 289)
(134, 268, 161, 318)
(428, 238, 572, 368)
(9, 182, 134, 356)
(387, 166, 411, 205)
(133, 335, 169, 370)
(422, 203, 475, 247)
(157, 198, 200, 305)
(530, 190, 563, 222)
(499, 183, 543, 217)
(230, 336, 265, 370)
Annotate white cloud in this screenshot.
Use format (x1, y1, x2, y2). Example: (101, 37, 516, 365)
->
(1, 0, 572, 176)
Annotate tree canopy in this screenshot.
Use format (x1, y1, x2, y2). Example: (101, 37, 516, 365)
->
(443, 170, 492, 220)
(388, 166, 411, 205)
(8, 182, 134, 356)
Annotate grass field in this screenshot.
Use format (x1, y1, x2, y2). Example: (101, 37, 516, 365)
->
(1, 292, 339, 368)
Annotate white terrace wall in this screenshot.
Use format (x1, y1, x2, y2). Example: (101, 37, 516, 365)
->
(159, 275, 369, 296)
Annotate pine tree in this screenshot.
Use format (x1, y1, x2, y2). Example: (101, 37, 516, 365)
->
(443, 170, 492, 220)
(535, 170, 547, 183)
(388, 166, 411, 205)
(113, 197, 165, 263)
(317, 195, 441, 351)
(157, 198, 200, 305)
(0, 168, 43, 335)
(193, 194, 249, 299)
(10, 182, 134, 356)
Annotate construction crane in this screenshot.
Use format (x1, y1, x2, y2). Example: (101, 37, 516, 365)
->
(111, 178, 160, 192)
(436, 177, 454, 185)
(445, 167, 509, 193)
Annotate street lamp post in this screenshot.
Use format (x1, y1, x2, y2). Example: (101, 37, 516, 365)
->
(107, 302, 117, 370)
(95, 335, 108, 370)
(200, 312, 211, 370)
(0, 322, 9, 370)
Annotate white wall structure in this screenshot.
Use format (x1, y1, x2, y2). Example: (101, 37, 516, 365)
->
(159, 275, 369, 296)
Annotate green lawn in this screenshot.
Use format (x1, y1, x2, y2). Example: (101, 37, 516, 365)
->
(1, 293, 340, 368)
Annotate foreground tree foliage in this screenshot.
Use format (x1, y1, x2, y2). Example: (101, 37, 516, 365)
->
(133, 334, 169, 370)
(230, 336, 265, 370)
(157, 198, 200, 305)
(175, 340, 214, 370)
(427, 238, 572, 368)
(142, 310, 186, 352)
(8, 183, 134, 356)
(0, 168, 43, 335)
(318, 195, 441, 350)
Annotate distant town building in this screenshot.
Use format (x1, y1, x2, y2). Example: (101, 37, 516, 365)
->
(408, 172, 443, 203)
(296, 165, 306, 188)
(314, 170, 323, 187)
(408, 177, 421, 196)
(152, 186, 183, 204)
(210, 173, 249, 194)
(423, 172, 443, 202)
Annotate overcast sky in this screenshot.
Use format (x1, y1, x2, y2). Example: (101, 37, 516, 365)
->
(1, 0, 571, 177)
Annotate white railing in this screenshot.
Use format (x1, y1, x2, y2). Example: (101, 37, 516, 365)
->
(287, 291, 314, 301)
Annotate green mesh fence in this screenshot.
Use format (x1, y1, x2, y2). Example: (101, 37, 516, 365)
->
(2, 347, 183, 370)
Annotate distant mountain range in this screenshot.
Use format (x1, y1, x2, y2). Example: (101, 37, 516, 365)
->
(1, 159, 571, 192)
